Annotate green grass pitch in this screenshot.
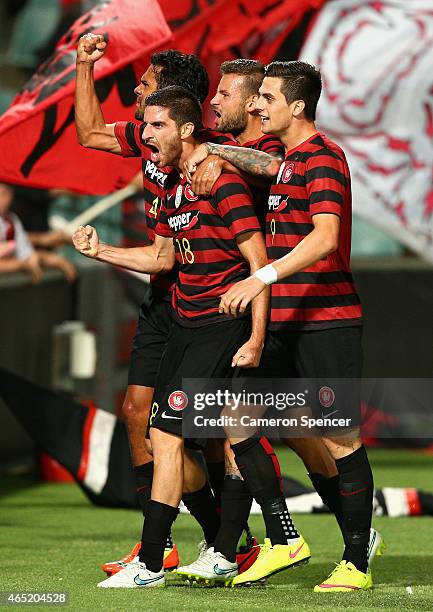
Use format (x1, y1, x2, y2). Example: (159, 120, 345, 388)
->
(1, 448, 433, 611)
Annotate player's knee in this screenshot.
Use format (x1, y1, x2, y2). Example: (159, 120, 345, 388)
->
(322, 430, 362, 460)
(121, 397, 148, 424)
(151, 429, 183, 460)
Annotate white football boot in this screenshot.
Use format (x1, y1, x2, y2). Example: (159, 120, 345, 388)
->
(176, 546, 238, 585)
(97, 560, 164, 588)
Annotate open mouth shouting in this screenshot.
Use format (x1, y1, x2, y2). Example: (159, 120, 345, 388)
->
(212, 108, 222, 127)
(146, 141, 161, 164)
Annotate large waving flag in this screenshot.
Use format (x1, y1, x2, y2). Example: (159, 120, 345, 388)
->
(0, 0, 172, 194)
(159, 0, 326, 124)
(301, 0, 433, 262)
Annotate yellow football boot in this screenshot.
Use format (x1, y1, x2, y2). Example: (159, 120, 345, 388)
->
(232, 536, 310, 586)
(314, 560, 373, 592)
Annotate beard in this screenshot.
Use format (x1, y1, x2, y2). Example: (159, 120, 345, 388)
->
(135, 107, 144, 121)
(217, 109, 248, 136)
(158, 133, 183, 167)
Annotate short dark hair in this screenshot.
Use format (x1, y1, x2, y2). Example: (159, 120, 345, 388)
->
(151, 50, 209, 104)
(220, 59, 265, 97)
(264, 61, 321, 121)
(145, 86, 203, 134)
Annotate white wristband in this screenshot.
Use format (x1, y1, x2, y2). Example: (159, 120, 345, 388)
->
(254, 264, 278, 285)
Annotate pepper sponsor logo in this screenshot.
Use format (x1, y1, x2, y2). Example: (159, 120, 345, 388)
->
(268, 195, 287, 212)
(144, 160, 168, 186)
(168, 210, 200, 233)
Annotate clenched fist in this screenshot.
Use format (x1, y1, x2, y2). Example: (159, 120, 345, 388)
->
(72, 225, 99, 258)
(77, 33, 107, 64)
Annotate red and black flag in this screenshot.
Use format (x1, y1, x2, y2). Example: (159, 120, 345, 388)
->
(160, 0, 326, 123)
(0, 0, 172, 195)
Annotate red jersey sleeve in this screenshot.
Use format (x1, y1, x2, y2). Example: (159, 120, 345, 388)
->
(114, 121, 143, 158)
(211, 173, 261, 239)
(306, 150, 348, 218)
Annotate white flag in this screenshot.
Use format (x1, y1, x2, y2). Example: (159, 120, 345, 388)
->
(301, 0, 433, 262)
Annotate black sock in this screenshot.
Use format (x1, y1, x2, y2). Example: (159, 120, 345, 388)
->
(139, 500, 178, 572)
(232, 437, 299, 545)
(336, 446, 373, 573)
(309, 473, 346, 539)
(206, 460, 225, 511)
(135, 463, 174, 549)
(214, 477, 253, 562)
(134, 462, 154, 514)
(242, 523, 255, 550)
(182, 482, 220, 545)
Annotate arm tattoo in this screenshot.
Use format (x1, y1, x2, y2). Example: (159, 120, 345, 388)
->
(205, 142, 282, 178)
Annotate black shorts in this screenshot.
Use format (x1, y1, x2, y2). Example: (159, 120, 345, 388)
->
(149, 317, 251, 444)
(240, 326, 363, 435)
(127, 296, 173, 387)
(258, 326, 363, 379)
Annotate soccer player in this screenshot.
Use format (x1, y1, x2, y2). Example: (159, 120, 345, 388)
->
(185, 61, 375, 592)
(204, 59, 346, 488)
(178, 59, 343, 584)
(75, 34, 230, 574)
(73, 86, 305, 588)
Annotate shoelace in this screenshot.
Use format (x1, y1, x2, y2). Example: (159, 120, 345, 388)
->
(190, 549, 226, 571)
(326, 561, 347, 579)
(255, 539, 272, 561)
(197, 540, 208, 558)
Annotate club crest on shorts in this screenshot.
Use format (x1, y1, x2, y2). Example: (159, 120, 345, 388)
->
(168, 390, 188, 411)
(319, 386, 335, 408)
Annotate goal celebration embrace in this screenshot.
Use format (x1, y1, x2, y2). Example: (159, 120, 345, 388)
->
(4, 2, 433, 611)
(72, 31, 379, 594)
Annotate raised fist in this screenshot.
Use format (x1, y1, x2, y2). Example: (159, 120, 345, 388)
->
(72, 225, 99, 258)
(77, 33, 107, 64)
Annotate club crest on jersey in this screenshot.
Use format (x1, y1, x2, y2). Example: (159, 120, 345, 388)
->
(144, 159, 168, 187)
(175, 184, 183, 208)
(277, 162, 295, 184)
(184, 184, 199, 202)
(268, 195, 287, 213)
(168, 210, 201, 233)
(168, 390, 188, 411)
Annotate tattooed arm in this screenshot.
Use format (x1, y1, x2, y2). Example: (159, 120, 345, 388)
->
(184, 142, 282, 181)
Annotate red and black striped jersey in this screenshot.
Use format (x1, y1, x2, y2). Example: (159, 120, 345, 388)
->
(155, 172, 261, 327)
(242, 134, 283, 157)
(266, 132, 362, 330)
(240, 134, 284, 229)
(115, 121, 174, 296)
(114, 122, 234, 298)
